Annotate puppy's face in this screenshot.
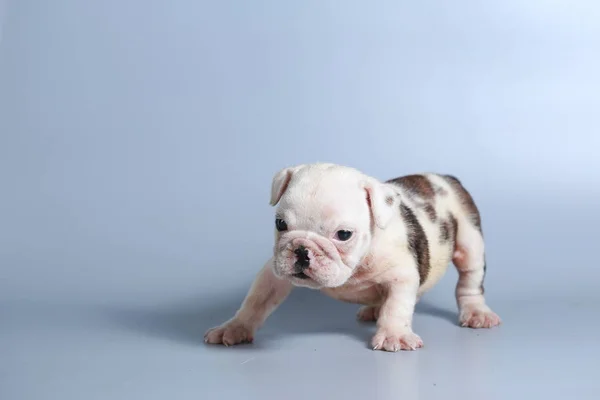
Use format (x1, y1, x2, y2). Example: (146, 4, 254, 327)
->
(269, 164, 397, 289)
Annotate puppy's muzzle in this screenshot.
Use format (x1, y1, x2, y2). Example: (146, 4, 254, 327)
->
(293, 245, 310, 279)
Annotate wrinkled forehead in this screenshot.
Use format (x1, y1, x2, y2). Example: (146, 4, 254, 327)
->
(279, 174, 367, 223)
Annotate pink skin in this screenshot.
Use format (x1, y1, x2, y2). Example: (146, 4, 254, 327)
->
(273, 231, 353, 289)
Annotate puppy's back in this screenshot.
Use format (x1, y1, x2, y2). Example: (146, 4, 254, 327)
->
(385, 173, 482, 292)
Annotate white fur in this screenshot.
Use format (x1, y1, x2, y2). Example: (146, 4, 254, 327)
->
(204, 163, 501, 351)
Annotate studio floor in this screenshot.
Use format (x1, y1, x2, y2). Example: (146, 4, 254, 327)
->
(3, 284, 599, 400)
(2, 197, 600, 400)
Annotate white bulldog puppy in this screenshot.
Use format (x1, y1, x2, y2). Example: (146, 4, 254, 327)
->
(204, 163, 501, 352)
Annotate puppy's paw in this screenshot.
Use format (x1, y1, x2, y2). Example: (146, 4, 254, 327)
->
(459, 305, 501, 329)
(371, 328, 423, 352)
(357, 306, 380, 322)
(204, 319, 255, 346)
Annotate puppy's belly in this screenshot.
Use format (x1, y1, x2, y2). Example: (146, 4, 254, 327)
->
(321, 285, 384, 306)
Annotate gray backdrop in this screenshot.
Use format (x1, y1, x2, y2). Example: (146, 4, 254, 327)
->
(1, 1, 599, 399)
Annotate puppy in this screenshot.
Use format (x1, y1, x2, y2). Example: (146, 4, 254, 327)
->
(204, 163, 501, 352)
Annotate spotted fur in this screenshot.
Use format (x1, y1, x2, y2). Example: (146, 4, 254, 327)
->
(400, 203, 430, 285)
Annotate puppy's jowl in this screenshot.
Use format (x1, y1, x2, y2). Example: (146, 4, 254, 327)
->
(205, 163, 501, 352)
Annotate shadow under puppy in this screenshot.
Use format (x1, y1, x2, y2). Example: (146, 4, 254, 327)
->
(205, 163, 501, 352)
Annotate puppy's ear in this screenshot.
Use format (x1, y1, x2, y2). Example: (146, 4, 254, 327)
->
(269, 165, 303, 206)
(363, 178, 397, 229)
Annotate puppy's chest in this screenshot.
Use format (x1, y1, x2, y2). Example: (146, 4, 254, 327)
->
(321, 283, 385, 306)
(320, 258, 389, 305)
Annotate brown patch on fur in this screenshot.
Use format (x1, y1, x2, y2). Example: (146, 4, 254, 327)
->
(388, 175, 438, 222)
(481, 259, 487, 294)
(385, 196, 394, 206)
(440, 214, 459, 267)
(443, 175, 482, 231)
(400, 203, 430, 286)
(440, 220, 451, 243)
(422, 203, 437, 221)
(387, 174, 435, 200)
(449, 214, 458, 244)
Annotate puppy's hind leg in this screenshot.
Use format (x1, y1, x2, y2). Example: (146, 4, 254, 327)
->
(204, 258, 293, 346)
(357, 306, 380, 322)
(453, 219, 501, 329)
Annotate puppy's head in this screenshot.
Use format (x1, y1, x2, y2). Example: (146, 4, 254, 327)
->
(269, 163, 397, 289)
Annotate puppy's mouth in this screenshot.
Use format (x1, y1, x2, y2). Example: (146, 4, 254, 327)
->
(292, 272, 310, 280)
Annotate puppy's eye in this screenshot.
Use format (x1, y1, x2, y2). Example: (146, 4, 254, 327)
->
(336, 230, 353, 241)
(275, 218, 288, 232)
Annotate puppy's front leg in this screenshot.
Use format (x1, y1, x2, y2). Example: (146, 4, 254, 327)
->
(204, 258, 293, 346)
(371, 275, 423, 352)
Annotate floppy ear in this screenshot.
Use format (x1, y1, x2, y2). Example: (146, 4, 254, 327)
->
(269, 165, 303, 206)
(363, 178, 397, 229)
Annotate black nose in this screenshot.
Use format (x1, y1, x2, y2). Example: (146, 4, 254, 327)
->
(294, 245, 310, 271)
